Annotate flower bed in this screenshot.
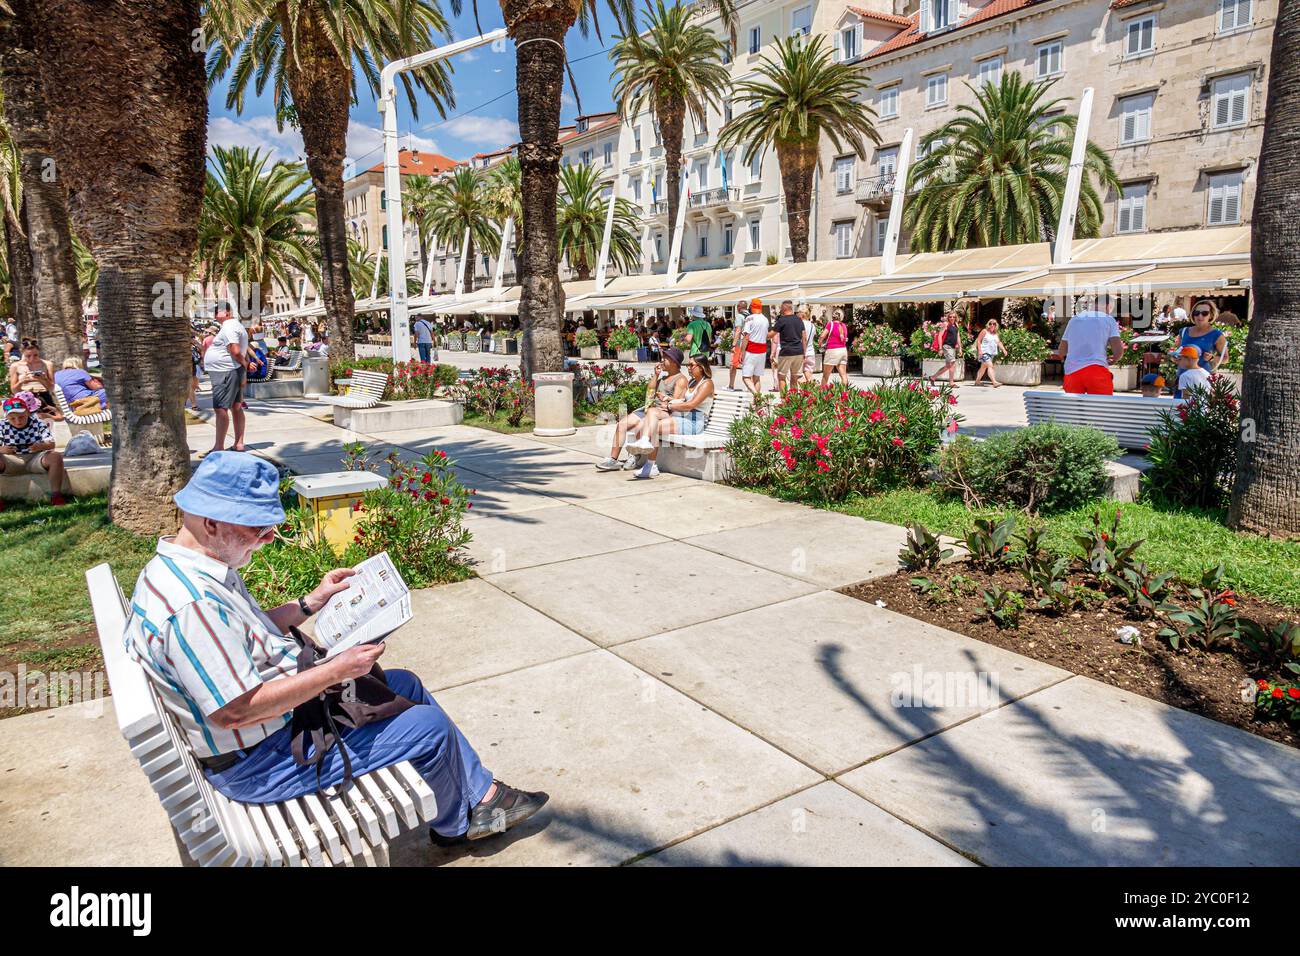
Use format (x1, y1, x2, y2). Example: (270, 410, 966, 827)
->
(726, 381, 961, 502)
(846, 509, 1300, 749)
(449, 366, 535, 428)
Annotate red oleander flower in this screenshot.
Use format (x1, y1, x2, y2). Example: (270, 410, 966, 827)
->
(1272, 688, 1284, 699)
(892, 437, 904, 447)
(1258, 679, 1269, 688)
(1288, 687, 1300, 700)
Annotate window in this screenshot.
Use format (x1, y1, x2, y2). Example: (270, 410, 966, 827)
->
(724, 100, 734, 123)
(632, 176, 642, 202)
(381, 224, 388, 249)
(721, 42, 732, 65)
(603, 142, 612, 166)
(380, 189, 387, 210)
(1116, 182, 1149, 233)
(653, 171, 664, 199)
(1219, 0, 1252, 33)
(833, 156, 854, 194)
(1206, 170, 1244, 225)
(924, 0, 955, 31)
(654, 233, 663, 262)
(576, 118, 588, 133)
(840, 26, 858, 60)
(748, 216, 761, 249)
(926, 73, 948, 107)
(879, 86, 899, 119)
(697, 225, 709, 258)
(1036, 40, 1063, 78)
(633, 127, 642, 152)
(694, 158, 709, 190)
(748, 26, 761, 54)
(1120, 93, 1154, 145)
(749, 151, 762, 180)
(1125, 15, 1155, 58)
(834, 221, 853, 258)
(723, 220, 734, 255)
(791, 6, 811, 37)
(1212, 73, 1250, 129)
(876, 217, 889, 255)
(653, 122, 662, 146)
(977, 56, 1002, 87)
(878, 146, 899, 179)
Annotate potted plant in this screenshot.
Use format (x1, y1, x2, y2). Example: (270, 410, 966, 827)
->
(608, 326, 641, 362)
(971, 327, 1049, 386)
(853, 324, 905, 377)
(909, 322, 966, 381)
(1112, 328, 1144, 391)
(576, 328, 601, 359)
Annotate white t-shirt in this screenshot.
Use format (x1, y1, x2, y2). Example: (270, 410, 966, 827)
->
(1061, 311, 1120, 376)
(1177, 366, 1211, 398)
(802, 319, 815, 356)
(733, 308, 747, 330)
(204, 318, 249, 373)
(413, 319, 434, 344)
(742, 314, 769, 347)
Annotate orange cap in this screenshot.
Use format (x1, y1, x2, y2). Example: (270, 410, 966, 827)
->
(750, 298, 763, 313)
(1178, 346, 1201, 361)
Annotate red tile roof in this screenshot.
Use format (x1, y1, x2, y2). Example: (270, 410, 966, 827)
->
(864, 0, 1051, 60)
(847, 5, 914, 28)
(366, 148, 459, 175)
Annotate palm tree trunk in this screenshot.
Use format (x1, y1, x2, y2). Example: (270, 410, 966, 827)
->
(0, 0, 84, 367)
(1229, 1, 1300, 535)
(283, 12, 356, 360)
(35, 0, 206, 534)
(463, 234, 476, 293)
(660, 98, 685, 256)
(776, 139, 818, 263)
(3, 206, 35, 334)
(506, 9, 570, 379)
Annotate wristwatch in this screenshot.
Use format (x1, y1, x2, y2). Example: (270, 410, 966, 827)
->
(297, 595, 314, 617)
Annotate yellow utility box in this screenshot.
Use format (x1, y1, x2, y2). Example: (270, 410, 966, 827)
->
(291, 471, 388, 551)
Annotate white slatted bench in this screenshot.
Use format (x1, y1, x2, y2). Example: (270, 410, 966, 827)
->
(1024, 390, 1184, 450)
(654, 388, 752, 482)
(86, 563, 438, 866)
(319, 369, 388, 410)
(274, 349, 303, 372)
(53, 383, 111, 442)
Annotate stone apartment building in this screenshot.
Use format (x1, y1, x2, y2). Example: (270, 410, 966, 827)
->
(816, 0, 1275, 260)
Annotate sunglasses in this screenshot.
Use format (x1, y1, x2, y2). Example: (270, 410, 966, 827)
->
(1193, 310, 1211, 317)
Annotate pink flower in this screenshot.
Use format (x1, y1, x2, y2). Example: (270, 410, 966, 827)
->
(892, 437, 904, 447)
(790, 426, 803, 439)
(869, 410, 885, 424)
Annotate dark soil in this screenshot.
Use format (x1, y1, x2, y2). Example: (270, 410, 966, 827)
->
(0, 630, 107, 720)
(844, 565, 1299, 750)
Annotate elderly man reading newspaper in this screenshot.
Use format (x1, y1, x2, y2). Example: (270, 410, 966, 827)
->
(124, 452, 547, 845)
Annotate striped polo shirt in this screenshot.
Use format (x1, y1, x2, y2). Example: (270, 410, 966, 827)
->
(124, 537, 299, 758)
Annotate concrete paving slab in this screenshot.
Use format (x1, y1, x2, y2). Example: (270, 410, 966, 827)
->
(486, 540, 819, 647)
(580, 483, 811, 539)
(637, 782, 975, 866)
(523, 424, 612, 458)
(380, 579, 594, 691)
(618, 590, 1069, 774)
(458, 475, 569, 518)
(839, 675, 1300, 866)
(392, 650, 820, 866)
(464, 504, 670, 573)
(488, 461, 699, 503)
(683, 510, 911, 588)
(0, 702, 180, 866)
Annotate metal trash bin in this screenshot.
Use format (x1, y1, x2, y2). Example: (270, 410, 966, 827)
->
(302, 354, 329, 396)
(532, 371, 575, 437)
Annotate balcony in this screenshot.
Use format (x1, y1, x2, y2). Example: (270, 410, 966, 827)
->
(856, 172, 898, 207)
(688, 187, 739, 210)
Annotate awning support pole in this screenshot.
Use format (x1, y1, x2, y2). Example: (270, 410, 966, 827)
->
(1053, 86, 1094, 267)
(881, 128, 913, 276)
(666, 162, 690, 284)
(453, 226, 470, 297)
(493, 216, 514, 294)
(594, 184, 618, 292)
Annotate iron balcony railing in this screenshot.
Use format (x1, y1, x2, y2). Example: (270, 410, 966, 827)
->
(855, 172, 898, 204)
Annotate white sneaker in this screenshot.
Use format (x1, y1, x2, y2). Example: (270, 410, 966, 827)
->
(633, 460, 659, 480)
(625, 436, 654, 453)
(622, 454, 643, 470)
(595, 457, 622, 471)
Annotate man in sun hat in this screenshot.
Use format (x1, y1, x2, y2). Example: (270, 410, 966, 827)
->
(124, 452, 549, 845)
(0, 391, 66, 508)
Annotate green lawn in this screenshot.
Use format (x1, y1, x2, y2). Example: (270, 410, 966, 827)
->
(0, 495, 155, 668)
(834, 488, 1300, 610)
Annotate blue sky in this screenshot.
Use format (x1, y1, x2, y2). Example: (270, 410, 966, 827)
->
(206, 7, 626, 173)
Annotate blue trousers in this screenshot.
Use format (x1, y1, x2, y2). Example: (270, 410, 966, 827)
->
(206, 669, 494, 837)
(417, 342, 432, 363)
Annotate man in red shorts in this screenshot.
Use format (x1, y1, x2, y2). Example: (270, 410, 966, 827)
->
(1059, 294, 1124, 394)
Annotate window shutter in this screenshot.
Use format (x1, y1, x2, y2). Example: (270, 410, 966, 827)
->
(833, 28, 842, 62)
(1122, 111, 1136, 144)
(1118, 204, 1131, 233)
(1131, 195, 1145, 232)
(1215, 93, 1231, 128)
(920, 2, 931, 33)
(1231, 85, 1247, 124)
(1224, 182, 1240, 222)
(854, 24, 864, 57)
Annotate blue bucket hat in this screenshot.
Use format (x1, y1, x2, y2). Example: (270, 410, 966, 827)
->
(175, 452, 285, 527)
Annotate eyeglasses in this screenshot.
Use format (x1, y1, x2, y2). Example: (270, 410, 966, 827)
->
(1192, 310, 1211, 317)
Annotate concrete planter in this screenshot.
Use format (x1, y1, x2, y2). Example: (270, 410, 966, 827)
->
(617, 349, 640, 363)
(858, 355, 902, 377)
(1111, 366, 1138, 392)
(580, 346, 601, 360)
(922, 357, 966, 381)
(995, 362, 1043, 387)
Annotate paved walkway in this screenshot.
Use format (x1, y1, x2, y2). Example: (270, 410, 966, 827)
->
(1, 390, 1297, 867)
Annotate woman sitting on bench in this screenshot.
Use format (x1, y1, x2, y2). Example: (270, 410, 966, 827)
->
(624, 353, 716, 481)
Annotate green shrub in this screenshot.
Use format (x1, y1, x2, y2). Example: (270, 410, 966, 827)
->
(1143, 375, 1239, 509)
(389, 361, 459, 400)
(909, 323, 945, 358)
(966, 327, 1050, 363)
(726, 380, 959, 502)
(853, 324, 905, 357)
(607, 327, 641, 352)
(941, 423, 1120, 514)
(575, 329, 600, 349)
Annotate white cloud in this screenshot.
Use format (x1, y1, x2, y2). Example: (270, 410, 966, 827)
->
(344, 121, 441, 173)
(439, 115, 518, 148)
(207, 115, 305, 164)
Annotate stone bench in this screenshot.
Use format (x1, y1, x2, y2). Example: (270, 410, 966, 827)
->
(655, 389, 751, 483)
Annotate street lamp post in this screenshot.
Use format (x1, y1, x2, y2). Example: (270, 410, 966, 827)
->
(380, 29, 508, 363)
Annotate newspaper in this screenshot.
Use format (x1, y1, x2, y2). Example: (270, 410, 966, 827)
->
(314, 552, 412, 658)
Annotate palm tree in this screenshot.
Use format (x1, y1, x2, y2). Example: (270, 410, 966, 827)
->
(195, 145, 320, 316)
(0, 92, 33, 336)
(556, 162, 641, 280)
(718, 35, 877, 262)
(33, 0, 208, 533)
(483, 154, 522, 229)
(905, 74, 1120, 252)
(205, 0, 456, 360)
(72, 234, 98, 305)
(424, 166, 499, 293)
(346, 237, 420, 297)
(0, 0, 84, 367)
(610, 0, 730, 254)
(402, 173, 440, 286)
(1230, 1, 1300, 534)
